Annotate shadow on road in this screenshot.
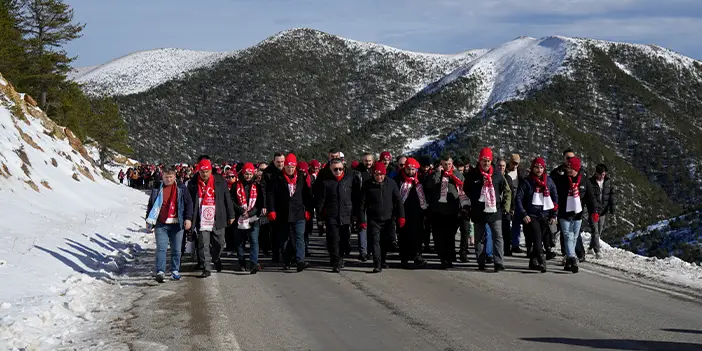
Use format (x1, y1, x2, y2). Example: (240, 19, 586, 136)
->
(661, 328, 702, 335)
(521, 337, 702, 351)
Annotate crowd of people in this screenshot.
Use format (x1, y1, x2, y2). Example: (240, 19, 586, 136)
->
(135, 147, 615, 282)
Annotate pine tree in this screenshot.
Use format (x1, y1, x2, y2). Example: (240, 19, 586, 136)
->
(86, 96, 131, 165)
(0, 0, 28, 84)
(17, 0, 84, 109)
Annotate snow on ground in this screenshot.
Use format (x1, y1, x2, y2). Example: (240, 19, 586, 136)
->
(69, 48, 238, 96)
(0, 73, 153, 349)
(402, 135, 434, 154)
(581, 232, 702, 290)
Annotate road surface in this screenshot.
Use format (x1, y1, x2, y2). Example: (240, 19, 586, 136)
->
(126, 232, 702, 351)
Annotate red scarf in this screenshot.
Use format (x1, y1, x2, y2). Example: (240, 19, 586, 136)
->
(400, 171, 428, 209)
(284, 171, 298, 197)
(478, 166, 497, 212)
(568, 173, 582, 197)
(236, 181, 257, 214)
(531, 173, 550, 196)
(197, 176, 216, 231)
(335, 172, 344, 182)
(442, 167, 464, 188)
(157, 183, 178, 224)
(480, 165, 493, 186)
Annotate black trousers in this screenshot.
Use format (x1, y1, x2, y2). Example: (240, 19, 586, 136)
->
(259, 222, 272, 253)
(368, 219, 394, 268)
(524, 217, 549, 264)
(305, 218, 313, 251)
(459, 216, 471, 252)
(502, 213, 512, 254)
(423, 214, 433, 248)
(326, 222, 349, 265)
(225, 224, 237, 251)
(399, 216, 424, 263)
(431, 213, 460, 262)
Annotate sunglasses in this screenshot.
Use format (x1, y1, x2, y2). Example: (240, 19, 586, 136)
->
(226, 176, 236, 179)
(332, 167, 344, 172)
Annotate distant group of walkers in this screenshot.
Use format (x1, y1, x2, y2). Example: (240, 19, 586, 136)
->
(133, 147, 615, 283)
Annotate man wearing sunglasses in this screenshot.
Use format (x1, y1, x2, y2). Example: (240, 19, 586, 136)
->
(315, 158, 356, 272)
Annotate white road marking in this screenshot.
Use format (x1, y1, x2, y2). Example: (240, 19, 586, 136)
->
(203, 274, 242, 351)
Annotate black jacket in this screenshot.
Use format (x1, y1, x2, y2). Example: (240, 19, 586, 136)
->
(187, 174, 236, 231)
(589, 175, 615, 216)
(315, 172, 355, 225)
(230, 180, 264, 219)
(266, 170, 314, 223)
(552, 171, 599, 220)
(464, 167, 509, 222)
(392, 175, 427, 218)
(360, 178, 405, 223)
(515, 175, 559, 220)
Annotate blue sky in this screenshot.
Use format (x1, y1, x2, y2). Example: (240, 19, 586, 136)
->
(64, 0, 702, 67)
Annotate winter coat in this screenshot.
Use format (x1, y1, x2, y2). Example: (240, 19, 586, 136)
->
(146, 184, 194, 230)
(266, 170, 314, 223)
(515, 175, 559, 220)
(360, 178, 405, 223)
(424, 168, 465, 216)
(314, 172, 355, 225)
(464, 167, 511, 222)
(552, 171, 599, 220)
(230, 179, 264, 219)
(187, 174, 236, 231)
(392, 174, 427, 218)
(589, 175, 615, 216)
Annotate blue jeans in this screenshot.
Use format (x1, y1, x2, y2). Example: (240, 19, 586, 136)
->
(236, 222, 260, 265)
(155, 223, 183, 273)
(511, 215, 522, 248)
(485, 224, 493, 257)
(560, 219, 582, 258)
(280, 220, 306, 263)
(358, 227, 368, 256)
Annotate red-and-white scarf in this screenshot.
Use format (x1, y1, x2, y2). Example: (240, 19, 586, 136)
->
(439, 167, 471, 207)
(566, 173, 583, 213)
(284, 172, 298, 197)
(197, 176, 216, 231)
(399, 171, 428, 210)
(161, 183, 179, 224)
(478, 166, 497, 213)
(236, 181, 257, 214)
(531, 173, 555, 210)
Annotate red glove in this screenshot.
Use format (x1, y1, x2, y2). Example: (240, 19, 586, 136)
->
(359, 222, 367, 230)
(591, 213, 600, 223)
(398, 218, 406, 228)
(305, 211, 311, 221)
(267, 211, 277, 222)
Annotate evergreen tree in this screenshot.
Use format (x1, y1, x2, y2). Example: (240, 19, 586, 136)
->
(17, 0, 84, 109)
(86, 96, 131, 165)
(0, 0, 27, 84)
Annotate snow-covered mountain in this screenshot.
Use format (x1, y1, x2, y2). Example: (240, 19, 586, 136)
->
(622, 211, 702, 263)
(70, 28, 702, 243)
(0, 72, 149, 349)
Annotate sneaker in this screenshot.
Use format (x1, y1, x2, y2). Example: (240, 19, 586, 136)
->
(372, 267, 382, 273)
(171, 271, 181, 281)
(296, 261, 309, 272)
(200, 270, 211, 278)
(511, 247, 524, 254)
(545, 251, 558, 260)
(332, 265, 341, 273)
(155, 271, 165, 283)
(250, 264, 261, 275)
(494, 264, 505, 272)
(538, 263, 547, 273)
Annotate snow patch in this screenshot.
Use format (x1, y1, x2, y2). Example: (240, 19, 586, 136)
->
(403, 135, 434, 154)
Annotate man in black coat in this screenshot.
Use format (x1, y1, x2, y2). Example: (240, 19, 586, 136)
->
(464, 148, 510, 272)
(359, 162, 405, 273)
(552, 156, 599, 273)
(588, 164, 615, 259)
(352, 152, 375, 262)
(187, 159, 236, 277)
(393, 157, 429, 269)
(315, 158, 356, 272)
(266, 153, 314, 272)
(262, 153, 284, 261)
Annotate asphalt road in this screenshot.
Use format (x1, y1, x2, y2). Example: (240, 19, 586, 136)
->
(127, 231, 702, 351)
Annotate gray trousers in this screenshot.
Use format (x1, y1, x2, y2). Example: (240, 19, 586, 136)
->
(197, 228, 225, 271)
(474, 218, 504, 265)
(588, 215, 606, 253)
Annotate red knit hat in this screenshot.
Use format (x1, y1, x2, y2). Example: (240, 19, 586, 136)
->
(241, 162, 255, 174)
(197, 159, 212, 171)
(568, 157, 582, 172)
(373, 162, 387, 175)
(380, 151, 391, 161)
(405, 157, 420, 169)
(285, 153, 297, 167)
(479, 147, 493, 161)
(309, 159, 321, 168)
(532, 157, 546, 168)
(351, 160, 359, 169)
(297, 161, 309, 173)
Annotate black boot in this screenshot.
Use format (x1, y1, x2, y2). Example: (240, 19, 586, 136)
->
(570, 258, 579, 273)
(250, 264, 261, 274)
(296, 261, 309, 272)
(215, 261, 223, 273)
(459, 250, 469, 263)
(200, 270, 211, 278)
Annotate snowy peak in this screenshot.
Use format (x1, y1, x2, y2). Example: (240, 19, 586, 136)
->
(69, 48, 238, 96)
